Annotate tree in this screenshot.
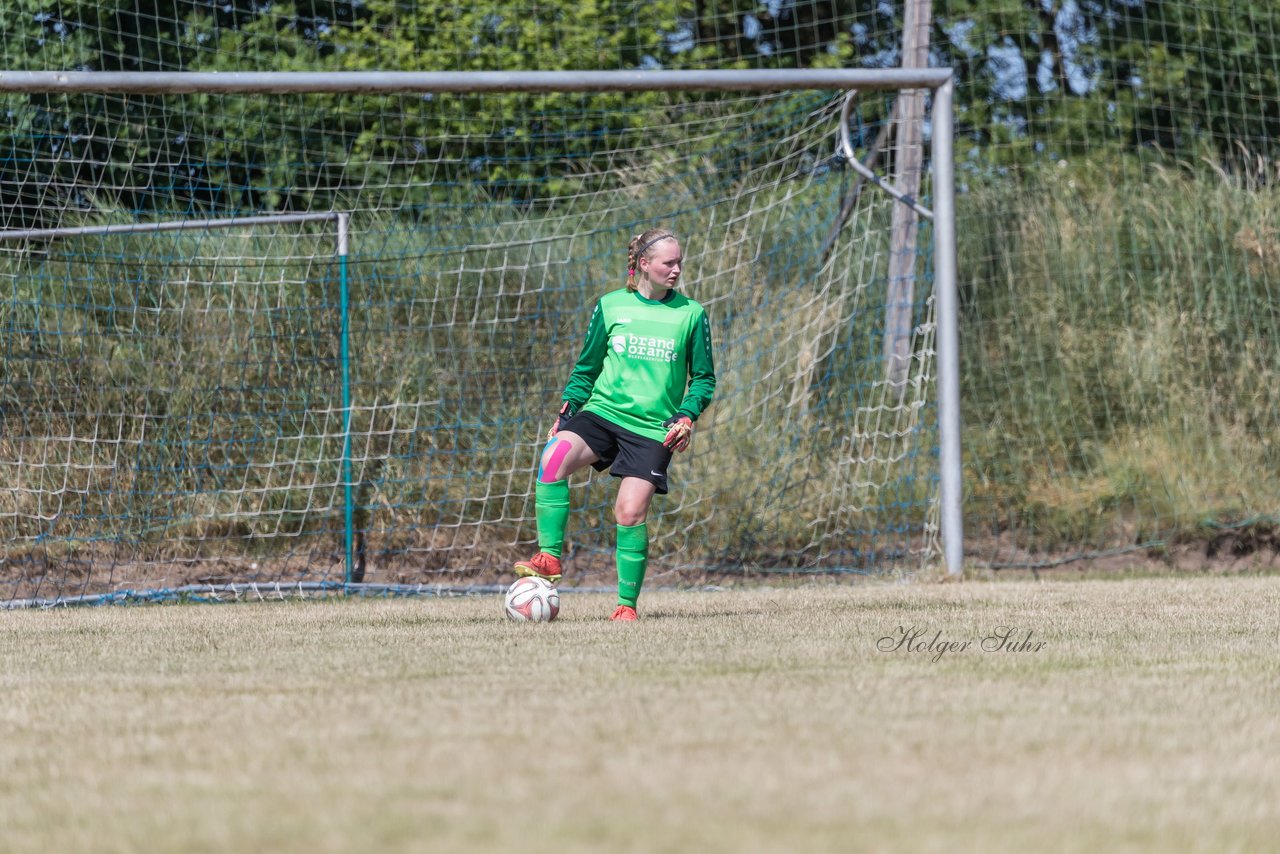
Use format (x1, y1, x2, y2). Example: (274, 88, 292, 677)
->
(0, 0, 687, 222)
(935, 0, 1280, 164)
(5, 0, 1278, 227)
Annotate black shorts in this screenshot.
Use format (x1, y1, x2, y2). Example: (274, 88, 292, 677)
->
(559, 411, 674, 495)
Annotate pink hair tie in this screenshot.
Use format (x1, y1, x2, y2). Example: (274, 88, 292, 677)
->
(627, 268, 635, 275)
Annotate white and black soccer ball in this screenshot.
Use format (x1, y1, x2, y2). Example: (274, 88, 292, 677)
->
(504, 577, 560, 622)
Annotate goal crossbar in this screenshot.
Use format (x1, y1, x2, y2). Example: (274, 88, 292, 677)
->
(0, 69, 952, 94)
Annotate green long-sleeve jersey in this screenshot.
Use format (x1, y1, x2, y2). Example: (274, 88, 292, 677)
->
(561, 287, 716, 443)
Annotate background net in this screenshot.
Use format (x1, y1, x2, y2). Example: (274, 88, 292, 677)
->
(0, 87, 938, 603)
(4, 0, 1279, 602)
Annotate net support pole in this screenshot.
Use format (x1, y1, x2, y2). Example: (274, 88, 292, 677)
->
(336, 212, 356, 585)
(931, 79, 964, 578)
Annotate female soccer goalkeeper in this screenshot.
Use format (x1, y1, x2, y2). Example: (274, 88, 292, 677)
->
(515, 228, 717, 621)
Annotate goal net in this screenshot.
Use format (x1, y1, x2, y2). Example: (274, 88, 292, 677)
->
(0, 73, 954, 605)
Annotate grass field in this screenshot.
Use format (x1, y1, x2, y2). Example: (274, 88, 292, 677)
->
(2, 575, 1278, 853)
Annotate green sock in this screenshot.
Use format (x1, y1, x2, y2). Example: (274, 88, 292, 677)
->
(535, 480, 570, 558)
(615, 522, 648, 608)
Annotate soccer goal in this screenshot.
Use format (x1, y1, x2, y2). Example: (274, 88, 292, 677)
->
(0, 69, 959, 606)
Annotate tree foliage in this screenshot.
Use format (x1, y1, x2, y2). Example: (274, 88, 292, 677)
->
(1, 0, 1277, 223)
(936, 0, 1280, 167)
(1, 1, 693, 221)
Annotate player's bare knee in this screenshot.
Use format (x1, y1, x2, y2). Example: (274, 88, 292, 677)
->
(614, 505, 647, 527)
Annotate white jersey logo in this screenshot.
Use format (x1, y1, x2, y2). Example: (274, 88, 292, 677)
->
(617, 332, 679, 363)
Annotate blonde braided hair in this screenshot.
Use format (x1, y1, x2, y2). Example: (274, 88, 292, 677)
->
(626, 228, 678, 292)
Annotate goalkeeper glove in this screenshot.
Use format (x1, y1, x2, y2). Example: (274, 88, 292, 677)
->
(662, 414, 694, 453)
(547, 401, 577, 440)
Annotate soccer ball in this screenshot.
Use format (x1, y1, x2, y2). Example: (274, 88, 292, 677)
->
(504, 576, 560, 622)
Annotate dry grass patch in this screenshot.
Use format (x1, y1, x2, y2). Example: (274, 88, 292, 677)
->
(2, 576, 1278, 853)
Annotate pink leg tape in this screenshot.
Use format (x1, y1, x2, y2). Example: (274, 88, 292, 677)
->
(539, 439, 572, 483)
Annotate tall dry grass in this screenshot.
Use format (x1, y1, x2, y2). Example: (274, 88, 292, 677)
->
(960, 160, 1280, 551)
(5, 141, 1277, 585)
(2, 135, 935, 586)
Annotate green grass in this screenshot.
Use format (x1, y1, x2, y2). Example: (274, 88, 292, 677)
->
(3, 576, 1278, 853)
